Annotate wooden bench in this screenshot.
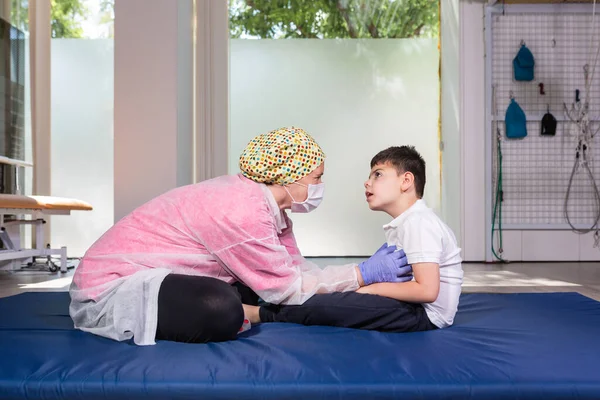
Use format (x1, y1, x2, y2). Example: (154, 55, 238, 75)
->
(0, 194, 93, 273)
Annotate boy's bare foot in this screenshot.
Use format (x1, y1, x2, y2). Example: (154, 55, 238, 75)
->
(242, 304, 261, 324)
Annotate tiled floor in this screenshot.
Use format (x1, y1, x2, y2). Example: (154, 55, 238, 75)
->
(1, 259, 600, 300)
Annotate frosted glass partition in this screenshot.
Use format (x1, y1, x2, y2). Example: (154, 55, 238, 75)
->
(230, 39, 440, 257)
(51, 39, 114, 257)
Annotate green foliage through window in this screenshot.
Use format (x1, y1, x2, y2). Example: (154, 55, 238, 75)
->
(229, 0, 439, 39)
(11, 0, 90, 38)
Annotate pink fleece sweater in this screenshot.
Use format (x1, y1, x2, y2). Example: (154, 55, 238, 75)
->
(73, 174, 358, 305)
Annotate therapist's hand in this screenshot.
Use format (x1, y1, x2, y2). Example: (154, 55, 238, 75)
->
(357, 246, 413, 286)
(356, 243, 393, 286)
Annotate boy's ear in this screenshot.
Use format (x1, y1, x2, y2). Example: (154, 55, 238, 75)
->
(401, 171, 414, 192)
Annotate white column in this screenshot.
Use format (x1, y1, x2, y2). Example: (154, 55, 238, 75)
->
(195, 0, 229, 182)
(114, 0, 194, 222)
(29, 0, 52, 242)
(460, 0, 487, 261)
(440, 0, 462, 253)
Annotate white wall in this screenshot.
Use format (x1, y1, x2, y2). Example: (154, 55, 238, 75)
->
(496, 230, 600, 261)
(51, 39, 114, 257)
(482, 3, 600, 262)
(30, 0, 52, 243)
(24, 38, 32, 197)
(460, 1, 487, 261)
(457, 2, 600, 262)
(230, 39, 440, 257)
(114, 0, 193, 223)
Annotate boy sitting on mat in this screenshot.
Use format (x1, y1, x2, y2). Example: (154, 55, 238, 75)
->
(246, 145, 463, 333)
(357, 145, 464, 330)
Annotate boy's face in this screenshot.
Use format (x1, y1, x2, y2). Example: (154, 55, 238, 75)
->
(364, 163, 405, 212)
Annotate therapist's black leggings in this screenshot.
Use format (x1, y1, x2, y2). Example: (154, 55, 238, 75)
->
(155, 274, 258, 344)
(155, 274, 436, 344)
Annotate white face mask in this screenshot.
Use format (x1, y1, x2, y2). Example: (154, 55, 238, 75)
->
(284, 182, 325, 213)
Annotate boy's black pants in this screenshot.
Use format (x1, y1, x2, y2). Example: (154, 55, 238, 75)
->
(260, 291, 438, 332)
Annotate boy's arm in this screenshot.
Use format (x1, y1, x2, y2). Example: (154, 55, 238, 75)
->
(357, 215, 442, 302)
(356, 262, 440, 303)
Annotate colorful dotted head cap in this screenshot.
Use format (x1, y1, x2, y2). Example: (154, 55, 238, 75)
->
(239, 126, 325, 185)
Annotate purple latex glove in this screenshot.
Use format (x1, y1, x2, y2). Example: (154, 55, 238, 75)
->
(359, 244, 413, 285)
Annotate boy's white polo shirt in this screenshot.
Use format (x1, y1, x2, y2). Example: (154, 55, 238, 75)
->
(383, 199, 463, 328)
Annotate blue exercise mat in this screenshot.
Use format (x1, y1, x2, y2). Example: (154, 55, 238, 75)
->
(1, 291, 600, 399)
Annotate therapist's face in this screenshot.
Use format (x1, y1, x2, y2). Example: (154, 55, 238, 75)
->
(288, 162, 325, 202)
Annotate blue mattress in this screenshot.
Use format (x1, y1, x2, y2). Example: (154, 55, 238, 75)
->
(1, 291, 600, 399)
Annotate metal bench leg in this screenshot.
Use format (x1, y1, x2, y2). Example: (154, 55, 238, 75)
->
(60, 246, 67, 273)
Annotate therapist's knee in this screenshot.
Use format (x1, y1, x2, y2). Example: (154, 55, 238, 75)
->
(157, 275, 244, 343)
(200, 279, 244, 342)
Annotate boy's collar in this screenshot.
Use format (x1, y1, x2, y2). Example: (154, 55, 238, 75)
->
(383, 199, 427, 230)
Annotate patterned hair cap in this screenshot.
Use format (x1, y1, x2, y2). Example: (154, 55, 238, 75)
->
(239, 126, 325, 185)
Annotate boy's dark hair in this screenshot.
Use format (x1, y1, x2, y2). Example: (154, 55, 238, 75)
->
(370, 146, 426, 198)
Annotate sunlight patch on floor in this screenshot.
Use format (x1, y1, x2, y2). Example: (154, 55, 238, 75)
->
(18, 277, 73, 290)
(462, 270, 580, 287)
